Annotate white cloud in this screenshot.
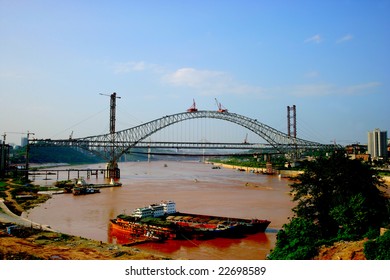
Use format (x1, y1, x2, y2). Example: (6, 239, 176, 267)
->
(0, 70, 23, 79)
(163, 67, 267, 97)
(304, 70, 320, 78)
(289, 82, 381, 97)
(343, 82, 381, 95)
(113, 61, 163, 74)
(336, 34, 353, 44)
(290, 84, 334, 97)
(112, 62, 380, 100)
(164, 68, 227, 88)
(304, 34, 323, 44)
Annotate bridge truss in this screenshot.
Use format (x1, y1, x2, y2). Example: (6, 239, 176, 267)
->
(30, 110, 339, 162)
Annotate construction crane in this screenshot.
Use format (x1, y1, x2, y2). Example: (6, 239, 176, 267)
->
(2, 131, 35, 144)
(243, 133, 248, 144)
(215, 98, 228, 113)
(99, 92, 121, 179)
(99, 92, 121, 134)
(2, 131, 35, 180)
(187, 99, 198, 112)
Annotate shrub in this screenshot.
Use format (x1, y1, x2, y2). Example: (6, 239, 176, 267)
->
(268, 217, 320, 260)
(364, 230, 390, 260)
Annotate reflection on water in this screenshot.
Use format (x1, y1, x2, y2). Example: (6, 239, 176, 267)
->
(25, 160, 294, 260)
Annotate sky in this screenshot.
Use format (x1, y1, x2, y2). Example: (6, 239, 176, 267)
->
(1, 0, 389, 146)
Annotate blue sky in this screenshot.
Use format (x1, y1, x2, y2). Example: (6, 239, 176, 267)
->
(1, 0, 389, 146)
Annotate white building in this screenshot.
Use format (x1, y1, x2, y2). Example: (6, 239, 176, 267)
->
(368, 128, 388, 160)
(161, 201, 176, 214)
(131, 201, 177, 218)
(132, 207, 153, 218)
(150, 204, 165, 217)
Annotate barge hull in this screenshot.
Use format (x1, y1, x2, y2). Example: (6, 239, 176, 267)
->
(110, 212, 271, 241)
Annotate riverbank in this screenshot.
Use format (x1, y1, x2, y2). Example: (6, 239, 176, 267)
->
(209, 161, 390, 187)
(0, 224, 168, 260)
(0, 178, 167, 260)
(208, 161, 302, 178)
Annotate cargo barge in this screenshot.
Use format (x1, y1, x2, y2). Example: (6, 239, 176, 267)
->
(109, 201, 271, 242)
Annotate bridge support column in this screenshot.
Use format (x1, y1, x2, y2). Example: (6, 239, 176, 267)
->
(264, 154, 275, 174)
(105, 161, 120, 179)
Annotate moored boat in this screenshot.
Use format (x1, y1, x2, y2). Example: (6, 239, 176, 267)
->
(73, 186, 100, 195)
(109, 201, 271, 242)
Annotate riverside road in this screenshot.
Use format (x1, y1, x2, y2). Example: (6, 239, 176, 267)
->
(0, 198, 55, 232)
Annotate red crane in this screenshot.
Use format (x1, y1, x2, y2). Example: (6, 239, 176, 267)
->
(187, 99, 198, 112)
(215, 98, 228, 112)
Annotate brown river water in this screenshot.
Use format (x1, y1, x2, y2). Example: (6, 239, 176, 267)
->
(23, 160, 295, 260)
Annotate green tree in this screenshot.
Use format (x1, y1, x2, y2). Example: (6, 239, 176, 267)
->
(291, 153, 389, 240)
(268, 217, 320, 260)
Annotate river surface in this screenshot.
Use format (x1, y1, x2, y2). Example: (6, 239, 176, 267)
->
(24, 160, 295, 260)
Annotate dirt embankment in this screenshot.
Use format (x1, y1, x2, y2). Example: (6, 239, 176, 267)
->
(315, 240, 367, 260)
(0, 222, 368, 260)
(0, 227, 167, 260)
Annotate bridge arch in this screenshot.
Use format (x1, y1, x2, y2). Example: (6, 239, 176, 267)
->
(30, 110, 339, 178)
(78, 110, 329, 161)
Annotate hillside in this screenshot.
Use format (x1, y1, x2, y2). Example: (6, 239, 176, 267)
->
(13, 146, 148, 165)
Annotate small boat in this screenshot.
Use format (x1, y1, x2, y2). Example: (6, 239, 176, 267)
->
(73, 186, 100, 195)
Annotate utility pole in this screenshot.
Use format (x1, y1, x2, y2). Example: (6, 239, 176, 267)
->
(100, 92, 121, 179)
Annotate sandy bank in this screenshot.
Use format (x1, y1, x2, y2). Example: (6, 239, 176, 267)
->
(207, 162, 303, 178)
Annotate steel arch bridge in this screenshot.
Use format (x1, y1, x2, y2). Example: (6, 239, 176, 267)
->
(30, 110, 337, 163)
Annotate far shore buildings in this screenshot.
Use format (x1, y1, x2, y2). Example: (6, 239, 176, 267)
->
(345, 129, 388, 163)
(367, 128, 388, 161)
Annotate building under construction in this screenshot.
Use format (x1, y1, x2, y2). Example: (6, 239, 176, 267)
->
(0, 141, 10, 178)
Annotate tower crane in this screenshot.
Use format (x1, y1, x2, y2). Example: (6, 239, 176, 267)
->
(2, 131, 35, 180)
(187, 99, 198, 112)
(99, 92, 121, 134)
(99, 92, 121, 179)
(243, 133, 248, 144)
(2, 131, 35, 144)
(215, 98, 228, 113)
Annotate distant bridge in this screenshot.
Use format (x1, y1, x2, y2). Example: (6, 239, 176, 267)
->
(30, 110, 338, 162)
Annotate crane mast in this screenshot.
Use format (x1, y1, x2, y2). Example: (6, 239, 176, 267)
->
(187, 99, 198, 112)
(100, 92, 121, 179)
(215, 98, 228, 113)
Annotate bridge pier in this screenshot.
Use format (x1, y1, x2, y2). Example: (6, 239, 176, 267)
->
(105, 161, 120, 179)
